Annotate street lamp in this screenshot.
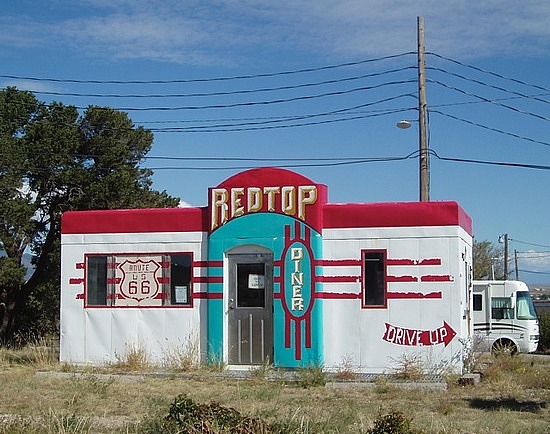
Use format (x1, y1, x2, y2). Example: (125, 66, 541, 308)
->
(396, 118, 430, 202)
(396, 120, 412, 129)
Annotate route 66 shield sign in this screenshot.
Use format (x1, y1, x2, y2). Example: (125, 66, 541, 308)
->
(119, 258, 161, 302)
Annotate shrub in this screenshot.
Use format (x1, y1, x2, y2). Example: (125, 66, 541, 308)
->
(161, 394, 272, 433)
(296, 363, 326, 388)
(388, 353, 424, 380)
(538, 311, 550, 352)
(367, 411, 422, 434)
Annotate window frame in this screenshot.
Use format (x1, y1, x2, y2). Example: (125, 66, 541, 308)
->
(491, 296, 514, 320)
(473, 294, 483, 311)
(361, 249, 387, 309)
(84, 252, 194, 308)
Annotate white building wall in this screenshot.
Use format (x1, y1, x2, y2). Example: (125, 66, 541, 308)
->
(60, 231, 208, 365)
(321, 225, 472, 373)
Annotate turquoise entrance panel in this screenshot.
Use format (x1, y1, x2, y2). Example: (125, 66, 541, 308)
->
(207, 212, 323, 367)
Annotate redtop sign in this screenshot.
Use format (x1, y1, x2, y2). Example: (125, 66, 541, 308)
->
(210, 185, 317, 230)
(208, 168, 327, 232)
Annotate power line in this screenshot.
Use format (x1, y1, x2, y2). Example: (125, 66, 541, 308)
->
(148, 95, 416, 129)
(429, 149, 550, 170)
(144, 152, 420, 171)
(2, 51, 548, 156)
(430, 92, 550, 110)
(430, 110, 550, 147)
(2, 80, 416, 112)
(519, 269, 550, 276)
(519, 253, 550, 259)
(429, 79, 550, 122)
(24, 67, 416, 99)
(147, 107, 414, 133)
(427, 52, 550, 93)
(512, 239, 550, 249)
(137, 105, 416, 126)
(0, 52, 416, 85)
(427, 66, 550, 105)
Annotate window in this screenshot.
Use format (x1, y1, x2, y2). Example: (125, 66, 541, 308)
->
(170, 254, 192, 305)
(85, 253, 193, 307)
(473, 294, 482, 311)
(363, 250, 386, 307)
(516, 292, 537, 320)
(491, 297, 514, 320)
(86, 256, 108, 306)
(237, 262, 266, 308)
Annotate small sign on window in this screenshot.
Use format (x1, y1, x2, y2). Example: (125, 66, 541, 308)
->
(248, 274, 265, 289)
(174, 285, 188, 304)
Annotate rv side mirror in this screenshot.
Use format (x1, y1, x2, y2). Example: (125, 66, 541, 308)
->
(509, 295, 516, 310)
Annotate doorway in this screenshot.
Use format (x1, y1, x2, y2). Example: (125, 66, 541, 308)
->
(227, 252, 273, 364)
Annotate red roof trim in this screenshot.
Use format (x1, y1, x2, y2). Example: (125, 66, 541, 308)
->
(323, 201, 472, 236)
(61, 207, 208, 234)
(61, 201, 472, 236)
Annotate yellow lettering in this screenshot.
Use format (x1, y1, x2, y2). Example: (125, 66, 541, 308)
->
(298, 186, 317, 220)
(263, 187, 280, 212)
(247, 187, 262, 213)
(231, 187, 245, 218)
(211, 188, 228, 230)
(291, 272, 303, 285)
(291, 247, 303, 261)
(281, 186, 296, 216)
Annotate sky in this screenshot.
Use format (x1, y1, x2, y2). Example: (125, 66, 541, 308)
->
(1, 1, 549, 284)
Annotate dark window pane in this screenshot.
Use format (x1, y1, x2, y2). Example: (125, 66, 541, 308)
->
(87, 256, 107, 305)
(171, 254, 192, 305)
(237, 263, 265, 308)
(473, 294, 482, 311)
(364, 252, 385, 306)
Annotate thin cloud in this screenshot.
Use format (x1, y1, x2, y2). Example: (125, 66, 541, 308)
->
(522, 251, 550, 274)
(1, 1, 549, 66)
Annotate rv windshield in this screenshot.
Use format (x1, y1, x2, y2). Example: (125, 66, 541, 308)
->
(516, 291, 537, 320)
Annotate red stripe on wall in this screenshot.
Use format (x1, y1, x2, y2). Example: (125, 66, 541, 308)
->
(418, 258, 442, 266)
(69, 278, 84, 285)
(387, 259, 415, 266)
(387, 275, 418, 282)
(318, 259, 361, 266)
(317, 276, 359, 283)
(319, 258, 442, 267)
(387, 258, 442, 266)
(421, 275, 453, 282)
(195, 276, 223, 284)
(195, 261, 223, 268)
(193, 292, 223, 299)
(387, 291, 442, 299)
(316, 292, 361, 299)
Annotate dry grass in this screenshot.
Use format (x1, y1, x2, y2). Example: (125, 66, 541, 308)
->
(0, 340, 549, 433)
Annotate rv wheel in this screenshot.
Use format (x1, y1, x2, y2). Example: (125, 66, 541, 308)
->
(492, 339, 518, 356)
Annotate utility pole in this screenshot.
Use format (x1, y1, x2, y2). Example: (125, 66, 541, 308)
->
(514, 249, 519, 280)
(417, 16, 429, 202)
(499, 234, 509, 279)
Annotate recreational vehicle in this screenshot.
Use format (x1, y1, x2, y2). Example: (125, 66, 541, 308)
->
(472, 280, 539, 354)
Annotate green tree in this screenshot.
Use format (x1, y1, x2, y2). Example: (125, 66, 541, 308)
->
(0, 87, 179, 342)
(473, 240, 504, 280)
